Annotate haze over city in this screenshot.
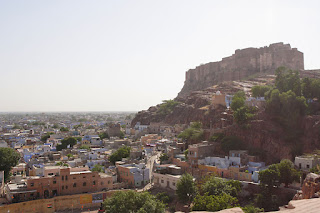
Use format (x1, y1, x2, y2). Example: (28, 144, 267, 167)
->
(1, 0, 320, 112)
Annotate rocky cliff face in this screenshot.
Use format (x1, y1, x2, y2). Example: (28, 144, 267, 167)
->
(224, 112, 320, 164)
(178, 42, 304, 98)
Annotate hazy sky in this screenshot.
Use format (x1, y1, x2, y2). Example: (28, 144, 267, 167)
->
(1, 0, 320, 112)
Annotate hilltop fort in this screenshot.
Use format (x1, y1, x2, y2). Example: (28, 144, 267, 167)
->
(178, 42, 304, 98)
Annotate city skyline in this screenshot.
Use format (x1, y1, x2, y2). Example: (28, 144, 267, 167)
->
(1, 0, 320, 112)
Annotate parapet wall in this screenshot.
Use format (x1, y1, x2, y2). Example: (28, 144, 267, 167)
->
(0, 190, 121, 213)
(178, 42, 304, 98)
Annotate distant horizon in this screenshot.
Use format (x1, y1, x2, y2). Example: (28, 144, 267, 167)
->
(1, 0, 320, 111)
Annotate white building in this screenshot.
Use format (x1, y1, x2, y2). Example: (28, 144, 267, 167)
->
(295, 156, 319, 171)
(198, 156, 241, 169)
(153, 173, 181, 190)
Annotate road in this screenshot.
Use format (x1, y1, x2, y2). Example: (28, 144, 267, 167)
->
(138, 151, 160, 192)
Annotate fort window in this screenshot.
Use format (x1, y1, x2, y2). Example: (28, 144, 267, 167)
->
(73, 177, 76, 179)
(53, 180, 56, 184)
(66, 186, 68, 189)
(62, 186, 64, 190)
(66, 175, 68, 180)
(93, 181, 96, 185)
(62, 176, 64, 181)
(83, 182, 86, 186)
(30, 183, 34, 187)
(108, 180, 110, 184)
(73, 183, 77, 187)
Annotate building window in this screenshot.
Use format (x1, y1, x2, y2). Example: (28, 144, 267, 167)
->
(101, 182, 103, 185)
(92, 175, 95, 178)
(93, 181, 96, 186)
(66, 186, 68, 189)
(108, 180, 110, 184)
(161, 180, 164, 183)
(83, 182, 86, 186)
(62, 186, 64, 190)
(173, 183, 175, 186)
(73, 177, 76, 179)
(83, 176, 86, 178)
(73, 183, 76, 187)
(307, 164, 310, 169)
(53, 180, 57, 184)
(62, 176, 64, 181)
(66, 175, 68, 180)
(30, 183, 34, 187)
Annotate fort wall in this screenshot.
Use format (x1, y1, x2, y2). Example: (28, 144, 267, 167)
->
(178, 42, 304, 98)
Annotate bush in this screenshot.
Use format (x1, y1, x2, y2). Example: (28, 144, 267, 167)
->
(103, 191, 165, 213)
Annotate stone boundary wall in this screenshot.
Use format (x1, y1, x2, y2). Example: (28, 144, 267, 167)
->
(0, 190, 123, 213)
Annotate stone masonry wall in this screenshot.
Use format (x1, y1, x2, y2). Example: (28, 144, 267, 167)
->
(178, 42, 304, 98)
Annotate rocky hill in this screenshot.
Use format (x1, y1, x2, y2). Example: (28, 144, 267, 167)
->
(178, 42, 304, 98)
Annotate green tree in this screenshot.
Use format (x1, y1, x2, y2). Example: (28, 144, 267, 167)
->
(109, 146, 131, 164)
(158, 100, 180, 116)
(258, 164, 280, 190)
(159, 153, 169, 164)
(231, 96, 245, 112)
(277, 159, 300, 187)
(275, 67, 301, 96)
(91, 164, 104, 173)
(103, 191, 165, 213)
(99, 132, 109, 140)
(66, 153, 74, 159)
(201, 176, 241, 197)
(41, 132, 54, 142)
(184, 149, 189, 161)
(233, 107, 248, 124)
(0, 148, 20, 181)
(119, 131, 125, 139)
(251, 85, 272, 98)
(56, 137, 77, 151)
(178, 122, 204, 143)
(176, 173, 196, 203)
(55, 161, 68, 167)
(192, 193, 238, 212)
(156, 192, 170, 204)
(79, 145, 90, 150)
(60, 127, 69, 132)
(221, 136, 244, 153)
(242, 204, 263, 213)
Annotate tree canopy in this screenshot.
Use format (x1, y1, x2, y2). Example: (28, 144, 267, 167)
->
(56, 137, 77, 151)
(176, 173, 196, 203)
(159, 153, 169, 164)
(178, 122, 204, 143)
(91, 164, 104, 173)
(192, 176, 241, 212)
(103, 190, 165, 213)
(158, 100, 180, 116)
(41, 132, 54, 142)
(251, 85, 272, 98)
(99, 132, 109, 140)
(201, 176, 242, 197)
(0, 148, 20, 181)
(109, 146, 131, 164)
